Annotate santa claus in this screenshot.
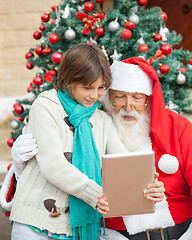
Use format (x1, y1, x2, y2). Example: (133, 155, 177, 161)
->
(98, 57, 192, 240)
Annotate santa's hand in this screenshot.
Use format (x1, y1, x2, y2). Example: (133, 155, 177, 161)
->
(96, 194, 109, 215)
(11, 126, 38, 179)
(143, 173, 165, 202)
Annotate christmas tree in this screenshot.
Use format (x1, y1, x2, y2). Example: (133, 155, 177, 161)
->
(7, 0, 192, 147)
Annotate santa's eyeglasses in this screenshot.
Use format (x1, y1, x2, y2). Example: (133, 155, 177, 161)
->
(111, 95, 148, 110)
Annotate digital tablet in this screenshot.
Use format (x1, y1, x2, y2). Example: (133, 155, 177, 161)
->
(102, 151, 155, 218)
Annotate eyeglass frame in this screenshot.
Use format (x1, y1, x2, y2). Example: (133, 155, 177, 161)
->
(109, 90, 149, 110)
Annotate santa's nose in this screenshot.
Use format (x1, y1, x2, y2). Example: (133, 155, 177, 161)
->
(124, 98, 135, 112)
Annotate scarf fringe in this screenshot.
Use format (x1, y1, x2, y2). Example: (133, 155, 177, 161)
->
(72, 222, 101, 240)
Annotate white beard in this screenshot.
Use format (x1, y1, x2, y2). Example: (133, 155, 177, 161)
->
(111, 106, 151, 152)
(102, 90, 152, 152)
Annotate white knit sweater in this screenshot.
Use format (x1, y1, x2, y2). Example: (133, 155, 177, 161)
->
(10, 89, 127, 236)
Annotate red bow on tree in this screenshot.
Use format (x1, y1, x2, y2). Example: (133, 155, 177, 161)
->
(147, 49, 166, 64)
(77, 12, 105, 35)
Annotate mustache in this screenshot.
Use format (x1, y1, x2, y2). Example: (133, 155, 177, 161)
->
(119, 109, 140, 119)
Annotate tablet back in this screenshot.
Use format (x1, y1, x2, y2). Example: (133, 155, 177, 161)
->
(102, 151, 155, 218)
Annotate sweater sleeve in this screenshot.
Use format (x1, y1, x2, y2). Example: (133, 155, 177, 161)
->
(27, 100, 101, 209)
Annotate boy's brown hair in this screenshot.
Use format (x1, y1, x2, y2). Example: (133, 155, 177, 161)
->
(54, 43, 111, 94)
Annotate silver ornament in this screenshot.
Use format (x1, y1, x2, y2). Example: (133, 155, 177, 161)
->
(27, 92, 35, 102)
(137, 37, 145, 44)
(38, 69, 46, 75)
(163, 27, 169, 35)
(53, 4, 61, 29)
(129, 14, 139, 25)
(166, 100, 178, 111)
(187, 64, 192, 70)
(130, 6, 138, 14)
(108, 21, 120, 32)
(10, 119, 20, 130)
(64, 28, 76, 40)
(159, 26, 167, 41)
(176, 73, 186, 84)
(62, 4, 71, 19)
(110, 47, 122, 61)
(157, 70, 164, 78)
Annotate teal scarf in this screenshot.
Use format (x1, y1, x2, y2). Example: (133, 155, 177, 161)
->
(57, 90, 102, 240)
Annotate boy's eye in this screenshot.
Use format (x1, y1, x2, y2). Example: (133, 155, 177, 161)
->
(84, 86, 91, 90)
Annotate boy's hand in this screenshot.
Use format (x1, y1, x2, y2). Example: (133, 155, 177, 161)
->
(96, 194, 109, 215)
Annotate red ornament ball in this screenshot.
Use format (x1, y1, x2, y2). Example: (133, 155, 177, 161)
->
(39, 24, 45, 31)
(42, 46, 52, 55)
(160, 43, 172, 55)
(153, 33, 162, 42)
(19, 117, 24, 122)
(189, 58, 192, 65)
(14, 104, 24, 115)
(51, 5, 58, 12)
(33, 76, 43, 86)
(84, 2, 94, 12)
(33, 31, 41, 40)
(26, 62, 34, 70)
(160, 12, 167, 22)
(95, 27, 104, 36)
(138, 44, 149, 53)
(96, 0, 104, 3)
(160, 64, 170, 74)
(7, 137, 15, 147)
(180, 67, 186, 73)
(25, 51, 34, 59)
(52, 19, 56, 25)
(51, 52, 63, 64)
(13, 102, 19, 109)
(138, 0, 147, 6)
(124, 20, 135, 30)
(121, 29, 132, 40)
(41, 13, 50, 22)
(49, 33, 59, 44)
(27, 86, 33, 93)
(35, 46, 43, 55)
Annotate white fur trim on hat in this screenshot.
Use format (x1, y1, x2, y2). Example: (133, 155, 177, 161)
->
(158, 154, 179, 174)
(110, 61, 153, 96)
(0, 164, 14, 211)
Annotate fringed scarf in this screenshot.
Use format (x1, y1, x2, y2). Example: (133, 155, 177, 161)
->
(57, 90, 102, 240)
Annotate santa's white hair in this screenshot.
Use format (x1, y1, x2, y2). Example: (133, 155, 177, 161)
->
(101, 90, 151, 152)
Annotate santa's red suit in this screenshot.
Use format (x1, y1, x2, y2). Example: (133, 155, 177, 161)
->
(102, 57, 192, 239)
